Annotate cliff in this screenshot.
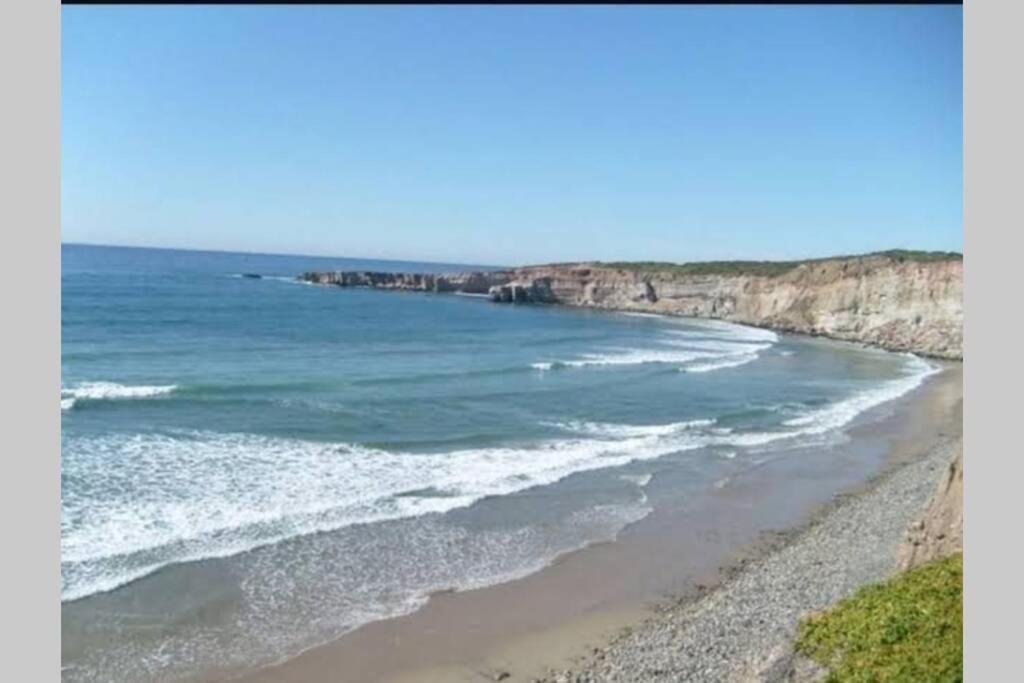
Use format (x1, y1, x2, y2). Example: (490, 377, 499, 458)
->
(898, 442, 964, 570)
(301, 251, 963, 359)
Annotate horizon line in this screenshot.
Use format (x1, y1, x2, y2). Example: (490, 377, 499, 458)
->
(61, 240, 962, 269)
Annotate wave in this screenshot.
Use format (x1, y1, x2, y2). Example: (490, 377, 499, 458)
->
(535, 319, 778, 371)
(663, 338, 772, 354)
(551, 418, 716, 438)
(781, 354, 941, 434)
(61, 382, 178, 410)
(648, 318, 779, 344)
(619, 313, 779, 347)
(61, 355, 940, 602)
(682, 353, 761, 374)
(60, 425, 708, 601)
(266, 275, 315, 286)
(555, 348, 721, 368)
(683, 319, 779, 343)
(350, 364, 537, 387)
(59, 409, 769, 602)
(621, 311, 668, 320)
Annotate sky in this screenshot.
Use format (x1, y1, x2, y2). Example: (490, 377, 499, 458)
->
(61, 6, 962, 266)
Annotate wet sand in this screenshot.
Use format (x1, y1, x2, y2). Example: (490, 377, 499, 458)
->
(232, 365, 962, 683)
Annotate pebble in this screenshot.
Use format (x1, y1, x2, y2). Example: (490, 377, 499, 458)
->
(535, 435, 960, 682)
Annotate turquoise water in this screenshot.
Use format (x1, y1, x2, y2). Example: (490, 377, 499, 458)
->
(61, 244, 937, 681)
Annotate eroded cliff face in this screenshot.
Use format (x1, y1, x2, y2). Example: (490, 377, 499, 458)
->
(301, 253, 962, 359)
(899, 443, 964, 570)
(510, 255, 963, 359)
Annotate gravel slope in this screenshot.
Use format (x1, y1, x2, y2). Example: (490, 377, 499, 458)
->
(540, 435, 962, 683)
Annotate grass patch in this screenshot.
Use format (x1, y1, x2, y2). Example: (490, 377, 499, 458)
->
(595, 250, 962, 278)
(796, 553, 962, 682)
(601, 260, 803, 277)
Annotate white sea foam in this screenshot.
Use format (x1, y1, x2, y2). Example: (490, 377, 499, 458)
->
(621, 311, 668, 319)
(561, 348, 720, 368)
(541, 319, 777, 370)
(659, 317, 778, 344)
(60, 382, 178, 411)
(619, 473, 653, 488)
(265, 275, 308, 285)
(674, 319, 780, 343)
(61, 426, 704, 601)
(64, 499, 654, 683)
(683, 353, 761, 374)
(62, 382, 178, 401)
(553, 418, 716, 438)
(664, 338, 772, 354)
(61, 355, 940, 602)
(781, 355, 941, 434)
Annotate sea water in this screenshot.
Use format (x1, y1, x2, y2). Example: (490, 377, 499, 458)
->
(60, 244, 938, 681)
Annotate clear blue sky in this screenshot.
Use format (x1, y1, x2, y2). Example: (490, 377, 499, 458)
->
(62, 6, 962, 266)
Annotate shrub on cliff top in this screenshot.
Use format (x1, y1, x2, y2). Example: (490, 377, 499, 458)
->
(598, 250, 962, 278)
(796, 553, 962, 682)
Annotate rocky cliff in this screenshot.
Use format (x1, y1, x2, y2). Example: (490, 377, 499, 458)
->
(301, 251, 963, 359)
(300, 269, 510, 294)
(899, 442, 964, 570)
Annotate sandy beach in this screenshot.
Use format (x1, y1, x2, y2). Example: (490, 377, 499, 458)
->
(231, 364, 962, 683)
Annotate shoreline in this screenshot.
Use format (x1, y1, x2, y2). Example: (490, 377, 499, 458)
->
(301, 277, 961, 364)
(537, 409, 963, 682)
(301, 251, 963, 361)
(232, 364, 962, 683)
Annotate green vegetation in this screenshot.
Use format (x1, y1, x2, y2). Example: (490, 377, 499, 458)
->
(595, 250, 962, 278)
(796, 553, 963, 683)
(600, 259, 804, 277)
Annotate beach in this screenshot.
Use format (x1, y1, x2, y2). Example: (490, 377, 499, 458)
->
(235, 364, 962, 683)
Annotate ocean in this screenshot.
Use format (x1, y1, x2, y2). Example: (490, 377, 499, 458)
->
(60, 243, 939, 681)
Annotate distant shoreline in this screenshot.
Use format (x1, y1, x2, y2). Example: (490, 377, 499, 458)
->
(301, 250, 964, 360)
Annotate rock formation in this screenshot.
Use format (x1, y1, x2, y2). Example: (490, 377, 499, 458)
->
(301, 251, 963, 359)
(300, 270, 511, 294)
(898, 442, 964, 570)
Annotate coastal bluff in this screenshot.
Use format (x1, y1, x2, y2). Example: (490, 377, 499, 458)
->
(301, 250, 963, 359)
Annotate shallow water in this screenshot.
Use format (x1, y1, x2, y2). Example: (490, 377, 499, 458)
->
(60, 244, 937, 682)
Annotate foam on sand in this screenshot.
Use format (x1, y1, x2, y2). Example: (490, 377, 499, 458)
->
(619, 473, 654, 487)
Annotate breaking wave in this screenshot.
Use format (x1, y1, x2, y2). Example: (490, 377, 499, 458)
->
(61, 383, 178, 411)
(61, 353, 939, 602)
(683, 354, 761, 373)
